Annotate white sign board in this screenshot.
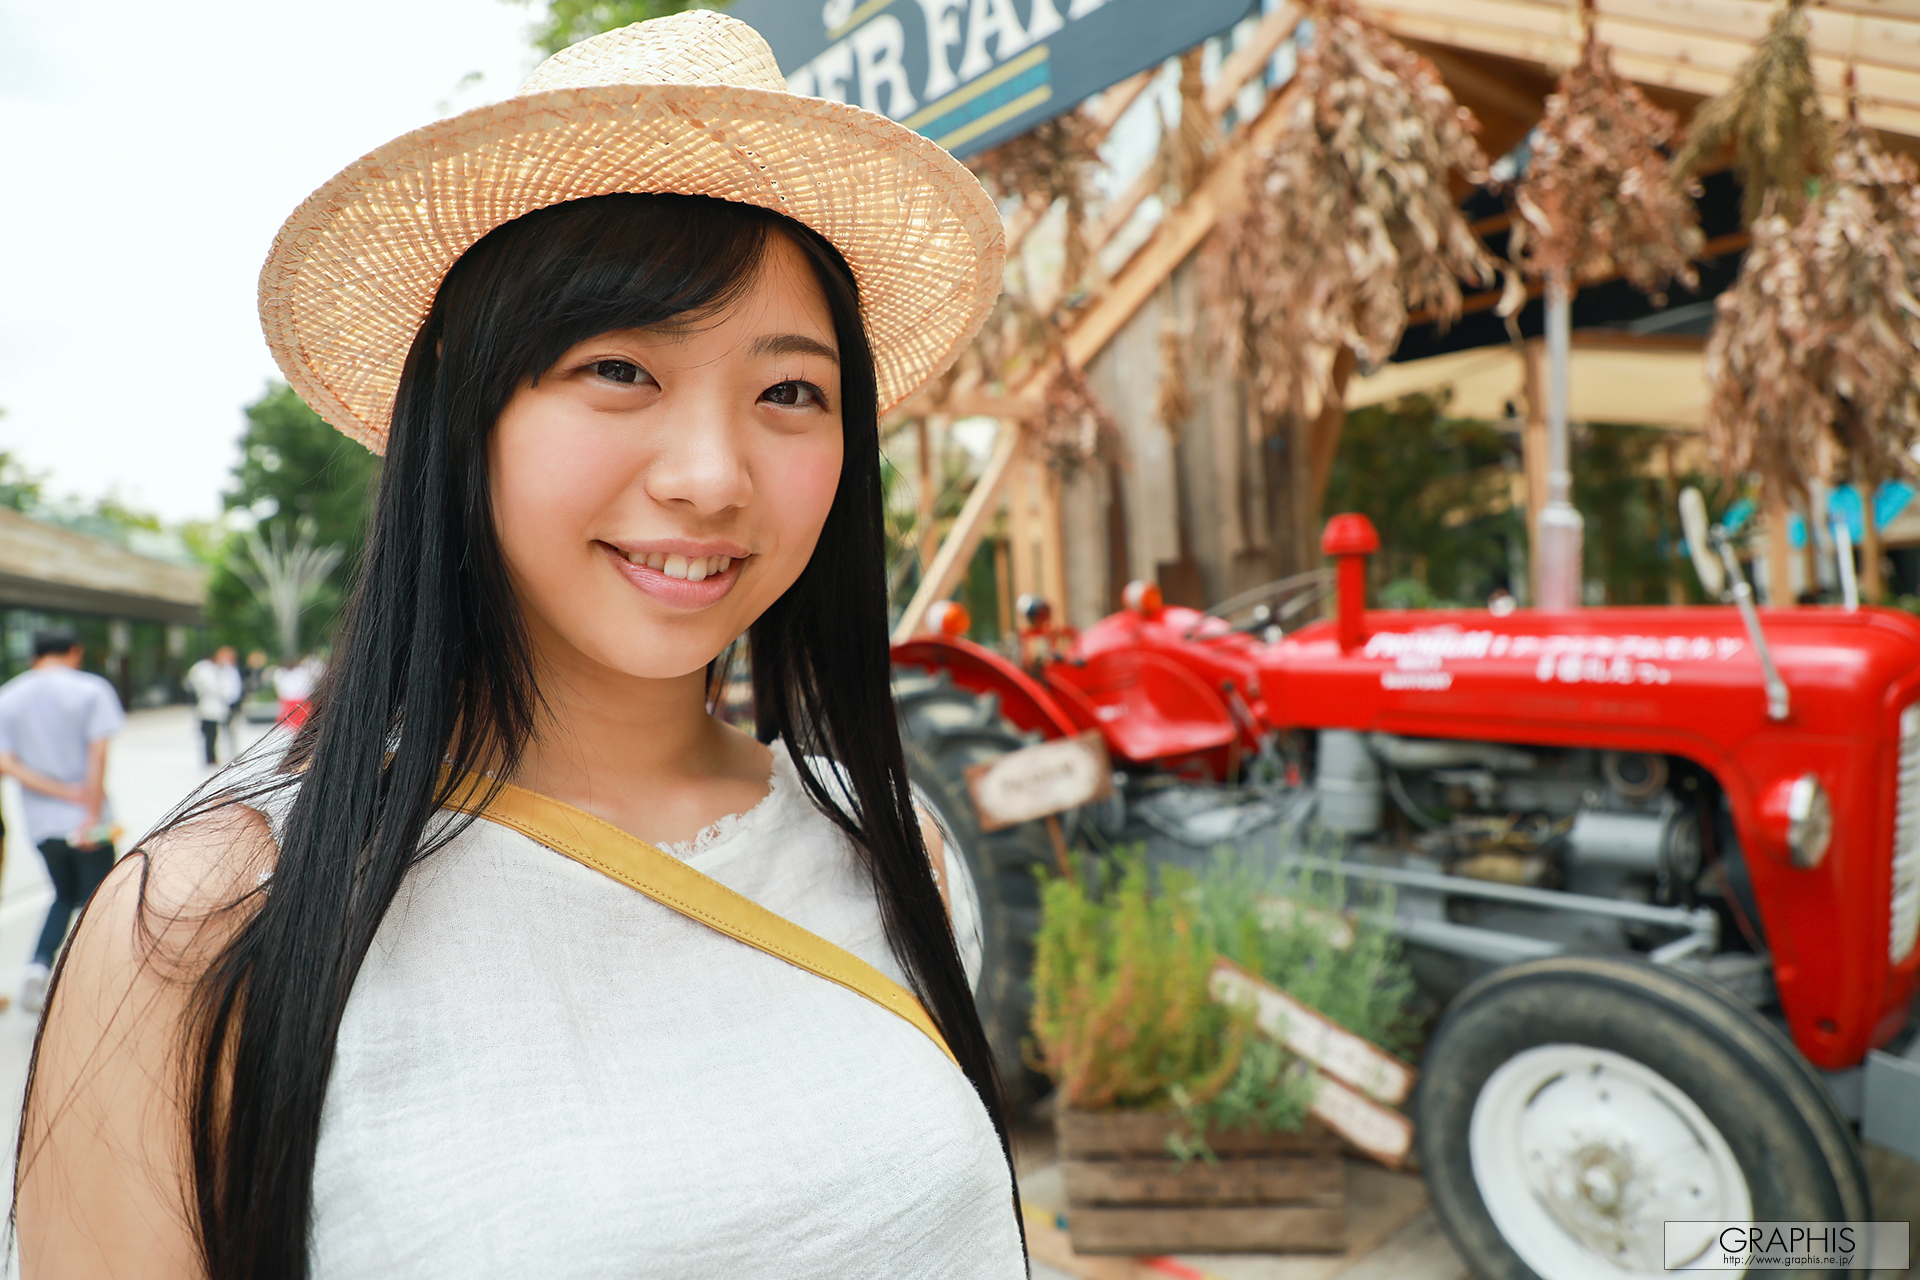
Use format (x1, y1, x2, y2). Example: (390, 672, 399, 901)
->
(965, 731, 1112, 831)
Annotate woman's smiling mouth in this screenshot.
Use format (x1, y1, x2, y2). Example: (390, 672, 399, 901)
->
(596, 541, 748, 608)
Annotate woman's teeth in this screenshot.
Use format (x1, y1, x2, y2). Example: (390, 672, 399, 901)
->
(633, 552, 733, 581)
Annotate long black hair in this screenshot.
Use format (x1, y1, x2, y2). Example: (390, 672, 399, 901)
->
(23, 193, 1016, 1277)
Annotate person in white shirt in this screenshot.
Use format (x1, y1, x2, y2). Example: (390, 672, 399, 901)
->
(0, 629, 125, 1011)
(183, 646, 242, 766)
(18, 14, 1024, 1279)
(272, 655, 318, 729)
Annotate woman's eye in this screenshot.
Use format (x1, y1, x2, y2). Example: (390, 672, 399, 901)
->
(762, 380, 825, 408)
(591, 359, 645, 385)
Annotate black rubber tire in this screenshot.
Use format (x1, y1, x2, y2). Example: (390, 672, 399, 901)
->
(1417, 955, 1871, 1280)
(893, 667, 1058, 1099)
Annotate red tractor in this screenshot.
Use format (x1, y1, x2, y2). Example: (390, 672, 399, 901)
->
(892, 508, 1920, 1280)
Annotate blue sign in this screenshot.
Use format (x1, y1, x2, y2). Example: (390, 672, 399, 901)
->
(729, 0, 1259, 157)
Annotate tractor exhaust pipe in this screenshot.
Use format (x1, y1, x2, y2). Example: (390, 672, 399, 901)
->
(1321, 514, 1380, 654)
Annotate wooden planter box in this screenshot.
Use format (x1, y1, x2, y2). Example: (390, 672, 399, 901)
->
(1056, 1108, 1346, 1255)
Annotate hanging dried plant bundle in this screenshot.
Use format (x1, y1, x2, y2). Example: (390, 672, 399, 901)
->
(1158, 315, 1195, 437)
(973, 112, 1105, 300)
(1510, 31, 1703, 300)
(1203, 0, 1497, 422)
(1673, 0, 1831, 224)
(1705, 117, 1920, 504)
(1797, 121, 1920, 482)
(1036, 356, 1126, 477)
(1156, 48, 1221, 205)
(1702, 196, 1821, 494)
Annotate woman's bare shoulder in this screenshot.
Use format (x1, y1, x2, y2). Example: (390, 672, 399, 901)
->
(16, 801, 277, 1279)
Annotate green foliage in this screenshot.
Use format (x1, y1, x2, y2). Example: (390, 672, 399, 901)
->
(513, 0, 722, 55)
(1573, 423, 1740, 605)
(1324, 392, 1519, 605)
(204, 384, 379, 654)
(1030, 854, 1251, 1114)
(1328, 394, 1749, 607)
(1031, 846, 1416, 1160)
(0, 450, 46, 513)
(1190, 849, 1417, 1056)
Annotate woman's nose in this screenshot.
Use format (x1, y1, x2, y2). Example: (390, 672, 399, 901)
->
(642, 403, 754, 514)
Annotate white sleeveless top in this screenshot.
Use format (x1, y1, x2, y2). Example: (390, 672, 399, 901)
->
(261, 742, 1023, 1278)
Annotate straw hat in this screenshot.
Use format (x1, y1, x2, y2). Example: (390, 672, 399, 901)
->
(259, 11, 1005, 454)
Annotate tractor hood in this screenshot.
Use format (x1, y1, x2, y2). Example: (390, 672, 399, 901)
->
(1267, 606, 1920, 753)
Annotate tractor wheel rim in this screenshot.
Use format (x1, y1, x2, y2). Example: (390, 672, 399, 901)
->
(1468, 1043, 1752, 1279)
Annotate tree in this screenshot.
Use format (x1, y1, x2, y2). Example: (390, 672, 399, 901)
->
(234, 517, 347, 662)
(204, 384, 379, 653)
(512, 0, 719, 55)
(1322, 394, 1517, 605)
(0, 452, 46, 514)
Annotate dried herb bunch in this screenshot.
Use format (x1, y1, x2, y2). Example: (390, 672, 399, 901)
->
(1204, 0, 1498, 422)
(1704, 116, 1920, 515)
(1703, 198, 1816, 491)
(1157, 47, 1220, 205)
(972, 112, 1106, 300)
(1673, 0, 1832, 223)
(1510, 28, 1703, 299)
(1035, 357, 1126, 477)
(1798, 119, 1920, 483)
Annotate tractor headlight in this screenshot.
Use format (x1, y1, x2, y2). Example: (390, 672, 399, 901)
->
(1786, 773, 1833, 869)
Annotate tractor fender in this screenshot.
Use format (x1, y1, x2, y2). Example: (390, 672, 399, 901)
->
(890, 635, 1081, 741)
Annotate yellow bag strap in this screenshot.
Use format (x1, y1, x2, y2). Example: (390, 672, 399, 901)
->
(442, 775, 957, 1068)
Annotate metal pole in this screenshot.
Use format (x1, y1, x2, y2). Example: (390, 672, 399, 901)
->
(1535, 269, 1585, 610)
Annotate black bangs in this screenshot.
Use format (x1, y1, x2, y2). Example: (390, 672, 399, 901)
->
(430, 192, 782, 412)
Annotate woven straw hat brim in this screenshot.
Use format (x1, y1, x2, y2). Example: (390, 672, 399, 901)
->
(260, 82, 1005, 454)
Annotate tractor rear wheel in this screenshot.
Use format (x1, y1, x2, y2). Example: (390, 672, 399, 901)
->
(894, 666, 1058, 1100)
(1418, 955, 1870, 1280)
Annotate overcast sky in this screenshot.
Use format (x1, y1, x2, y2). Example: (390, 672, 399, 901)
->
(0, 1, 542, 524)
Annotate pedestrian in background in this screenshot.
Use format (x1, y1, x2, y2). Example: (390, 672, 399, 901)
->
(0, 629, 124, 1012)
(272, 654, 318, 729)
(184, 646, 242, 766)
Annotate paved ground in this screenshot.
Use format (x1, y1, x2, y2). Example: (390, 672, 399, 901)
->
(0, 707, 1915, 1277)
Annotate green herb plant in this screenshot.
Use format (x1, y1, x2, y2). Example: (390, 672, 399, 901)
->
(1031, 844, 1415, 1164)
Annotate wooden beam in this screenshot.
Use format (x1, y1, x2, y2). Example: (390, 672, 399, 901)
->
(1362, 0, 1920, 137)
(1420, 43, 1547, 129)
(897, 18, 1314, 635)
(1087, 69, 1155, 135)
(1207, 3, 1305, 118)
(1079, 5, 1306, 296)
(894, 417, 1024, 640)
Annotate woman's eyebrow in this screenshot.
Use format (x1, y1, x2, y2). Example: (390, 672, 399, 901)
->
(750, 333, 840, 364)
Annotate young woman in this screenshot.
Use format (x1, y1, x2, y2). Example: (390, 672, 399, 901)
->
(17, 13, 1022, 1278)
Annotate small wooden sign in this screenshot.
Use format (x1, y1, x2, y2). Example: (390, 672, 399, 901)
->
(965, 731, 1114, 832)
(1209, 959, 1419, 1168)
(1210, 961, 1418, 1106)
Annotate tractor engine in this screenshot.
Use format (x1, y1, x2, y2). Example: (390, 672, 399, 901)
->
(1316, 733, 1706, 914)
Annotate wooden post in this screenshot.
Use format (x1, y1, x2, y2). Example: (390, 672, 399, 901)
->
(893, 420, 1022, 641)
(1861, 480, 1886, 603)
(915, 417, 938, 578)
(1306, 348, 1358, 510)
(992, 538, 1014, 637)
(1040, 467, 1068, 619)
(1009, 452, 1038, 604)
(1663, 438, 1685, 604)
(1521, 341, 1549, 606)
(1765, 484, 1795, 606)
